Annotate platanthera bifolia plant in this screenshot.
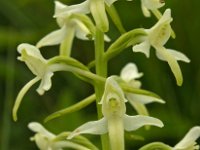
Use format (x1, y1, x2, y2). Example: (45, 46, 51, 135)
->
(12, 0, 200, 150)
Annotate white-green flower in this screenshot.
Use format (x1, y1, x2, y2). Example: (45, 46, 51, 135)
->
(132, 9, 190, 86)
(68, 77, 163, 150)
(17, 43, 53, 95)
(120, 63, 165, 116)
(12, 43, 54, 121)
(139, 126, 200, 150)
(36, 1, 95, 50)
(140, 0, 165, 17)
(54, 0, 117, 32)
(174, 126, 200, 150)
(37, 1, 110, 56)
(28, 122, 91, 150)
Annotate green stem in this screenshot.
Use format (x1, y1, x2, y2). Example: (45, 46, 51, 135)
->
(94, 28, 110, 150)
(50, 64, 105, 83)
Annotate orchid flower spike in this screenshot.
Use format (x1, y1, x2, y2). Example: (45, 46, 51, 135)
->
(174, 126, 200, 150)
(132, 9, 190, 86)
(140, 0, 165, 17)
(12, 43, 54, 121)
(120, 63, 165, 116)
(28, 122, 92, 150)
(68, 76, 163, 150)
(54, 0, 118, 32)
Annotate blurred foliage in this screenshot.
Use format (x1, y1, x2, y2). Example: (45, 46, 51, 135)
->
(0, 0, 200, 150)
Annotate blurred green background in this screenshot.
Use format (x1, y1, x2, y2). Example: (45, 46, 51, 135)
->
(0, 0, 200, 149)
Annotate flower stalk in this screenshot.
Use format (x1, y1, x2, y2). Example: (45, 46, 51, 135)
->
(94, 27, 110, 150)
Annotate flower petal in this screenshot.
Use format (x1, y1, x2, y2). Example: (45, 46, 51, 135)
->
(174, 126, 200, 149)
(90, 0, 109, 32)
(128, 100, 149, 116)
(141, 5, 151, 17)
(126, 93, 165, 104)
(55, 1, 66, 11)
(148, 9, 172, 47)
(120, 63, 143, 82)
(155, 9, 172, 27)
(156, 49, 190, 63)
(54, 1, 68, 27)
(74, 19, 91, 40)
(132, 40, 151, 58)
(12, 77, 40, 121)
(156, 46, 183, 86)
(36, 71, 54, 95)
(141, 0, 165, 10)
(104, 34, 111, 42)
(17, 43, 47, 77)
(36, 26, 67, 48)
(34, 134, 50, 150)
(28, 122, 55, 138)
(100, 77, 127, 118)
(123, 114, 163, 131)
(105, 0, 118, 7)
(67, 118, 108, 139)
(17, 43, 44, 60)
(54, 0, 90, 17)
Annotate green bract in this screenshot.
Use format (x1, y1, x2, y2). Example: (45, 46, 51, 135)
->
(105, 29, 147, 61)
(139, 142, 172, 150)
(132, 9, 190, 86)
(67, 77, 163, 150)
